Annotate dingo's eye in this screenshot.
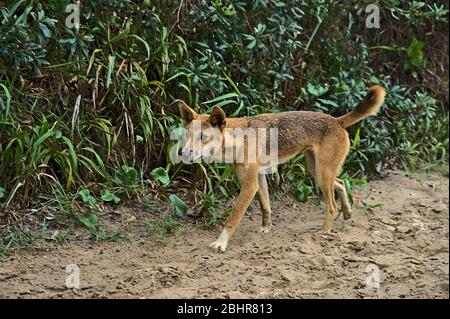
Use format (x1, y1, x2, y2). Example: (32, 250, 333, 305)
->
(199, 132, 208, 141)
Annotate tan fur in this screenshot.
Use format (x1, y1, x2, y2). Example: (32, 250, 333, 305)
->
(179, 85, 386, 252)
(337, 85, 386, 128)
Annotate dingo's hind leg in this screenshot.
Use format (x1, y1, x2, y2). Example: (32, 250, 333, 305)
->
(334, 178, 352, 219)
(305, 150, 351, 220)
(256, 173, 271, 233)
(314, 133, 350, 233)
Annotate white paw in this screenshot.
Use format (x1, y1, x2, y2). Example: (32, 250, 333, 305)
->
(259, 225, 272, 233)
(209, 239, 228, 252)
(209, 229, 230, 252)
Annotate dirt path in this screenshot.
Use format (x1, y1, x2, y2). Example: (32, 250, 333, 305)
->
(0, 170, 448, 299)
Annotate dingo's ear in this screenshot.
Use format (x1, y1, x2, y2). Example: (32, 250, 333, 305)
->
(208, 106, 226, 129)
(178, 100, 198, 124)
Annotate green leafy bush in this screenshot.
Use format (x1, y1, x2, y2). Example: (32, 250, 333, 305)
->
(0, 0, 447, 216)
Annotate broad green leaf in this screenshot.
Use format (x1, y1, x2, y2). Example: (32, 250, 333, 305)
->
(135, 135, 144, 143)
(150, 167, 170, 187)
(115, 165, 137, 187)
(307, 83, 329, 96)
(222, 4, 236, 16)
(39, 23, 51, 37)
(169, 194, 188, 217)
(247, 39, 256, 49)
(78, 210, 98, 231)
(77, 189, 98, 210)
(100, 189, 121, 204)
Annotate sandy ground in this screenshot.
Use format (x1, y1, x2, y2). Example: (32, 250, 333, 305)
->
(0, 170, 448, 299)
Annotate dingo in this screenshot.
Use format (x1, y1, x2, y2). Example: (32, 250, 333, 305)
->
(178, 85, 386, 252)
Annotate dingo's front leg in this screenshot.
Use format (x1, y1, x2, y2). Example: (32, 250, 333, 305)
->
(209, 164, 259, 252)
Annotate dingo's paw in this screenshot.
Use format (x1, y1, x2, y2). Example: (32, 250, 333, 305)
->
(209, 229, 230, 252)
(259, 225, 272, 233)
(343, 208, 352, 220)
(209, 239, 228, 252)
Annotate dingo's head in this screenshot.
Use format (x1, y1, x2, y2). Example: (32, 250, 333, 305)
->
(178, 100, 226, 163)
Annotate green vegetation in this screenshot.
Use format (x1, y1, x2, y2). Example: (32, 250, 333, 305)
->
(147, 214, 180, 244)
(0, 1, 448, 253)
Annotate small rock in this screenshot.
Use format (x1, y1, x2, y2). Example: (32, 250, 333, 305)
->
(386, 226, 396, 232)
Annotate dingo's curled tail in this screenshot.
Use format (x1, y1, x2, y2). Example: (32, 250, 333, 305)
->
(337, 85, 386, 128)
